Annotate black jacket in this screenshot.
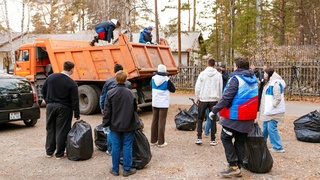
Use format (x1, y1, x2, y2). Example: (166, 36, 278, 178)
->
(102, 84, 139, 132)
(95, 20, 116, 42)
(221, 70, 229, 89)
(42, 73, 80, 119)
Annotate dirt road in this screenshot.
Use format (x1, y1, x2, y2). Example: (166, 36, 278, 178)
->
(0, 95, 319, 179)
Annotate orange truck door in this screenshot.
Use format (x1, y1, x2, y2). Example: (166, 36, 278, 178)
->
(14, 49, 32, 79)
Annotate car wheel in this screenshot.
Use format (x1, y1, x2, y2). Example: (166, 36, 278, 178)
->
(24, 119, 38, 126)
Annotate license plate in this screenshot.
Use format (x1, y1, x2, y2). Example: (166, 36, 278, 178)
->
(9, 112, 21, 120)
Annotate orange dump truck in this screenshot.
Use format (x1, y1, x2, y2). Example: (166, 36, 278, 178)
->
(14, 34, 178, 114)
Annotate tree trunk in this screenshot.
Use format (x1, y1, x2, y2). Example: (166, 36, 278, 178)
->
(21, 1, 25, 44)
(4, 0, 15, 64)
(188, 0, 190, 32)
(155, 0, 159, 43)
(178, 0, 182, 65)
(192, 0, 196, 31)
(229, 0, 235, 64)
(279, 0, 285, 45)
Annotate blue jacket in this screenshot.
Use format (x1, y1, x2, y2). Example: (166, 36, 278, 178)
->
(95, 20, 116, 42)
(139, 28, 154, 44)
(100, 77, 131, 109)
(212, 68, 258, 133)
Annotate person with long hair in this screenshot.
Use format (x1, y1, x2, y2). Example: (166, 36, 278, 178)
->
(259, 67, 286, 153)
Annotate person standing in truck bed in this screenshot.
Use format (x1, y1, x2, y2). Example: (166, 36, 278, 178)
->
(90, 19, 121, 46)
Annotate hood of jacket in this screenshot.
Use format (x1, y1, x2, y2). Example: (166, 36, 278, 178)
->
(142, 28, 151, 34)
(231, 68, 257, 85)
(203, 67, 219, 77)
(153, 72, 168, 86)
(110, 19, 117, 26)
(269, 72, 286, 88)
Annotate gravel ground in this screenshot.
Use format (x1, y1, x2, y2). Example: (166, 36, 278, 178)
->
(0, 103, 320, 179)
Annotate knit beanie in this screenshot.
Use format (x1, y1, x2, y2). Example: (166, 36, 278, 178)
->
(158, 64, 167, 73)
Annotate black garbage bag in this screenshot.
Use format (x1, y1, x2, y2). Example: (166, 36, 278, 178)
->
(94, 124, 107, 151)
(294, 110, 320, 143)
(187, 98, 198, 119)
(67, 120, 93, 161)
(243, 123, 273, 173)
(120, 129, 152, 169)
(174, 108, 196, 131)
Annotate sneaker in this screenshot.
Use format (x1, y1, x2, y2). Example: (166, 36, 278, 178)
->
(110, 168, 119, 176)
(90, 40, 95, 46)
(204, 134, 209, 138)
(56, 155, 66, 160)
(158, 142, 168, 148)
(106, 151, 111, 156)
(195, 139, 203, 145)
(94, 36, 99, 43)
(210, 140, 218, 146)
(269, 148, 285, 153)
(123, 168, 136, 177)
(46, 154, 53, 158)
(150, 141, 158, 146)
(221, 166, 242, 178)
(56, 152, 67, 159)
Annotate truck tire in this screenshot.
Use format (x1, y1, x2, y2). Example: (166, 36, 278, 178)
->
(78, 85, 99, 115)
(24, 119, 38, 126)
(90, 84, 102, 113)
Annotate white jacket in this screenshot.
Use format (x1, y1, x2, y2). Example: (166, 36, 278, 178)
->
(195, 67, 223, 102)
(151, 74, 170, 108)
(263, 72, 286, 115)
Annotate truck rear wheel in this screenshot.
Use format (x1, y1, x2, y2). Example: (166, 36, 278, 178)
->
(90, 84, 102, 113)
(78, 85, 99, 115)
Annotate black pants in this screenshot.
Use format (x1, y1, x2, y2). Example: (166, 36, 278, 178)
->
(197, 101, 217, 140)
(45, 103, 72, 157)
(221, 126, 248, 167)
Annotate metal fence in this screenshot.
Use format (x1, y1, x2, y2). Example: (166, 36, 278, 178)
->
(171, 60, 320, 96)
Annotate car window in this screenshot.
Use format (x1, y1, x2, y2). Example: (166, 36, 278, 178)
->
(0, 79, 32, 94)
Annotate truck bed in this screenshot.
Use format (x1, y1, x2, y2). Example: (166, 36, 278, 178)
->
(44, 34, 178, 81)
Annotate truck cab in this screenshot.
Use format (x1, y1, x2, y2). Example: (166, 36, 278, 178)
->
(15, 41, 51, 105)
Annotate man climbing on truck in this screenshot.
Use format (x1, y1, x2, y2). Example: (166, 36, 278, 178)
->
(139, 26, 154, 44)
(90, 19, 121, 46)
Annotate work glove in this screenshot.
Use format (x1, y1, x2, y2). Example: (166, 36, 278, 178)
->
(209, 112, 215, 120)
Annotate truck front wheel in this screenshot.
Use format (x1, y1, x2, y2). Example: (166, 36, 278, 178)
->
(78, 85, 99, 115)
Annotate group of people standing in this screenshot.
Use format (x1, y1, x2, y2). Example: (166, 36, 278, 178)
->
(41, 18, 285, 178)
(195, 58, 286, 178)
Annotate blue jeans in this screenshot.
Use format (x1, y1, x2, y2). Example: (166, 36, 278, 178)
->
(103, 127, 112, 153)
(110, 130, 134, 172)
(204, 109, 220, 135)
(262, 120, 284, 150)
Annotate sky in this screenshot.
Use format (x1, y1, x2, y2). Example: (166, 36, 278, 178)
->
(1, 0, 210, 38)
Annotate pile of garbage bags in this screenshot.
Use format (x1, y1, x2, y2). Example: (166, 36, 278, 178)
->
(294, 110, 320, 143)
(174, 98, 197, 131)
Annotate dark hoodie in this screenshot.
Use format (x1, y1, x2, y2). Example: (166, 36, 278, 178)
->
(212, 68, 258, 133)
